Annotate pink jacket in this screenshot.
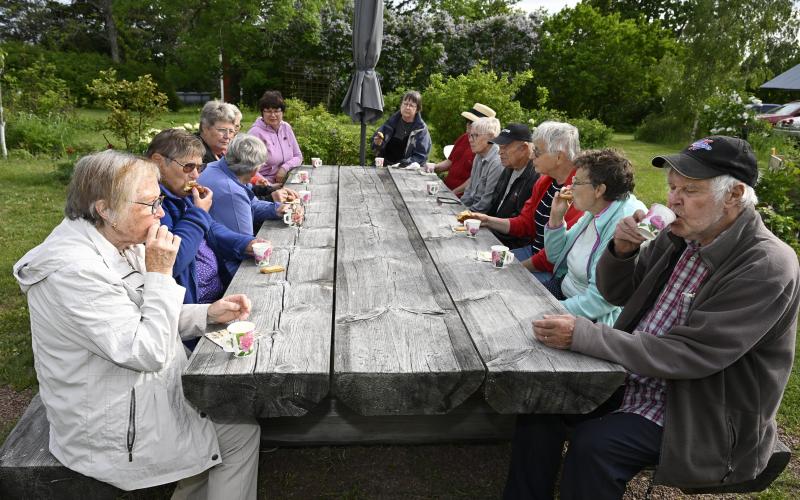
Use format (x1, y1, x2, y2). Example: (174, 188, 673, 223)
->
(248, 118, 303, 182)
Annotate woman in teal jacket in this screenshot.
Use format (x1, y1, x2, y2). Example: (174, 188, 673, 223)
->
(544, 149, 647, 325)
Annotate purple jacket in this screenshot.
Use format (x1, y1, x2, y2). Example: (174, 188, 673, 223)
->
(248, 118, 303, 182)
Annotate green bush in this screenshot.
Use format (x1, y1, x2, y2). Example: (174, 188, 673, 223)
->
(287, 99, 362, 165)
(2, 58, 74, 116)
(570, 117, 614, 149)
(5, 113, 79, 156)
(756, 143, 800, 255)
(634, 113, 692, 144)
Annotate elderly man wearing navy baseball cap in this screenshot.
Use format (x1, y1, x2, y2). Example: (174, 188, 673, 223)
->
(505, 135, 800, 499)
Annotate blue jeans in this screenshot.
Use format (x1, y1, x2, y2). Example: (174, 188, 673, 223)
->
(511, 245, 552, 284)
(503, 389, 663, 500)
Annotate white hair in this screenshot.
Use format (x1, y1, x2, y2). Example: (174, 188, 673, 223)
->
(709, 174, 758, 208)
(532, 121, 581, 161)
(226, 134, 268, 176)
(471, 117, 501, 137)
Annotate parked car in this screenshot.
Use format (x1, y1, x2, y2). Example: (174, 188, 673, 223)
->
(774, 118, 800, 139)
(746, 103, 782, 114)
(756, 101, 800, 124)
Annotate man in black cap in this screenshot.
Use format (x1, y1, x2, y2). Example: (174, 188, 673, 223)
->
(505, 136, 800, 499)
(474, 123, 538, 249)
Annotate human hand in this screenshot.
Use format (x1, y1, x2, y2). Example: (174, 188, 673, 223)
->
(245, 238, 268, 256)
(549, 189, 572, 226)
(208, 294, 252, 324)
(254, 177, 270, 187)
(275, 167, 288, 184)
(272, 187, 298, 203)
(374, 131, 384, 147)
(471, 212, 489, 223)
(532, 314, 576, 349)
(193, 186, 213, 212)
(144, 223, 180, 275)
(613, 209, 647, 256)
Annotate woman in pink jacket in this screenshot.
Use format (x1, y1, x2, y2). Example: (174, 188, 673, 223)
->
(248, 90, 303, 184)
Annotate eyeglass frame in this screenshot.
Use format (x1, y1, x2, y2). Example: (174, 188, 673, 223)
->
(213, 127, 237, 137)
(129, 195, 165, 215)
(467, 133, 490, 140)
(166, 156, 202, 173)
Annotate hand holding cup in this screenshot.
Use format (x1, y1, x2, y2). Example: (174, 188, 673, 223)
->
(613, 210, 648, 256)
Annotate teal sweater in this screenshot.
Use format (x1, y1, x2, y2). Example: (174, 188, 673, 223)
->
(544, 194, 647, 325)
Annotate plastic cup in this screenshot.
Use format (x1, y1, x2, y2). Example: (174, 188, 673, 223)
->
(226, 321, 256, 357)
(252, 241, 272, 266)
(637, 203, 676, 240)
(464, 219, 480, 237)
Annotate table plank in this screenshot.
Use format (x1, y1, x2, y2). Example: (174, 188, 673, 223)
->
(183, 167, 335, 418)
(334, 167, 485, 416)
(387, 168, 626, 414)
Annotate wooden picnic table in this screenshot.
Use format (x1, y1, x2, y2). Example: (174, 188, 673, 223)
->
(182, 165, 625, 442)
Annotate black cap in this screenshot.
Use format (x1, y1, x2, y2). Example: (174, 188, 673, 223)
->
(651, 136, 758, 187)
(490, 123, 532, 145)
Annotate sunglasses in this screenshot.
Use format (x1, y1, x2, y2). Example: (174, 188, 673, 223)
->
(167, 157, 202, 173)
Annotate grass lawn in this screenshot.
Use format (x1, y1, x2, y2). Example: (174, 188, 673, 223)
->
(0, 114, 798, 497)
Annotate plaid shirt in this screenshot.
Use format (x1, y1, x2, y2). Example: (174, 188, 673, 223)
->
(617, 242, 709, 426)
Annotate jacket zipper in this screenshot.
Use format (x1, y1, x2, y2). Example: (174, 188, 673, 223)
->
(127, 387, 136, 462)
(722, 416, 735, 482)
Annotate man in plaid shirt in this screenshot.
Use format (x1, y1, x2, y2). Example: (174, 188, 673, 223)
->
(505, 136, 800, 500)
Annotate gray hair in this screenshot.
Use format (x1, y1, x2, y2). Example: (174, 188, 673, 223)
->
(471, 117, 501, 137)
(532, 121, 581, 161)
(65, 150, 159, 227)
(228, 103, 242, 126)
(226, 134, 268, 176)
(200, 100, 237, 131)
(709, 174, 758, 209)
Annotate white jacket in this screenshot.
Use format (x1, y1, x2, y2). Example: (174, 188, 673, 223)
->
(13, 218, 221, 490)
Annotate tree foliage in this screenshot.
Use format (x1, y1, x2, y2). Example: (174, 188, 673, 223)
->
(532, 4, 677, 129)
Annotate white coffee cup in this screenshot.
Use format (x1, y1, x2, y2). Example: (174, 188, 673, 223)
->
(491, 245, 515, 268)
(426, 181, 440, 196)
(375, 157, 385, 167)
(299, 190, 311, 204)
(226, 321, 256, 357)
(637, 203, 676, 240)
(311, 157, 322, 168)
(464, 219, 480, 237)
(283, 207, 294, 225)
(252, 241, 272, 266)
(297, 171, 310, 183)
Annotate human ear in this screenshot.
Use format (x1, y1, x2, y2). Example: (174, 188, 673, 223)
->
(725, 183, 745, 207)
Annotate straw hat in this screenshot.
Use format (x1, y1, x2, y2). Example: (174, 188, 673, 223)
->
(461, 103, 496, 122)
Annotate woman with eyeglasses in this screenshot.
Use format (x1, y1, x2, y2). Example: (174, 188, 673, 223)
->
(248, 90, 303, 185)
(146, 130, 264, 345)
(543, 149, 646, 325)
(372, 90, 431, 167)
(13, 149, 261, 497)
(198, 100, 241, 165)
(460, 116, 503, 212)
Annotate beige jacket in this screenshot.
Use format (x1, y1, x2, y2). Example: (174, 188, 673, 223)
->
(14, 218, 221, 490)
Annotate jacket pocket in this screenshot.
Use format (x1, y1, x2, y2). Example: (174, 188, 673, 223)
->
(722, 416, 736, 482)
(127, 387, 136, 462)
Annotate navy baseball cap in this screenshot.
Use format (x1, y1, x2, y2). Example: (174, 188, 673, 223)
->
(651, 136, 758, 187)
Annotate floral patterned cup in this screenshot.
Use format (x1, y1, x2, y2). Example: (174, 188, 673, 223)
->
(227, 321, 256, 357)
(637, 203, 676, 240)
(299, 190, 312, 204)
(464, 219, 481, 237)
(252, 241, 272, 266)
(375, 157, 385, 167)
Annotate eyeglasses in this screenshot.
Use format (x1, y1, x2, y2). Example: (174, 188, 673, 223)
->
(532, 146, 547, 158)
(401, 101, 417, 109)
(214, 127, 237, 137)
(262, 109, 283, 116)
(468, 133, 486, 140)
(167, 157, 202, 173)
(571, 180, 593, 187)
(130, 195, 165, 215)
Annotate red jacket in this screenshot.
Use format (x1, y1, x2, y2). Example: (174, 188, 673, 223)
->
(444, 133, 476, 194)
(507, 169, 584, 272)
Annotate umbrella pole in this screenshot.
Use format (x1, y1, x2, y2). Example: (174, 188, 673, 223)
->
(360, 116, 366, 167)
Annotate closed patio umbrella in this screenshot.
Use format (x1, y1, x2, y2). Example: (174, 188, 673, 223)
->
(341, 0, 384, 166)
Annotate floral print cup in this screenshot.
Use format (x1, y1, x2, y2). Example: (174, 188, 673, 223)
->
(491, 245, 515, 268)
(227, 321, 256, 357)
(252, 241, 272, 266)
(637, 203, 676, 240)
(297, 171, 310, 183)
(464, 219, 481, 237)
(375, 157, 385, 167)
(299, 190, 312, 204)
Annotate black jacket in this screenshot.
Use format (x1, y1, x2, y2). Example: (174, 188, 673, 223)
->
(486, 161, 538, 248)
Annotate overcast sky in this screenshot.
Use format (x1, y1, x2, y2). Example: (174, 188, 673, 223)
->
(515, 0, 580, 14)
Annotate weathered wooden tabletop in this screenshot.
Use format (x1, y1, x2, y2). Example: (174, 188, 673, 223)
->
(182, 165, 625, 423)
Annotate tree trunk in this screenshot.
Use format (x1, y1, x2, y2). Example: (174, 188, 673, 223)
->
(0, 76, 6, 159)
(88, 0, 120, 63)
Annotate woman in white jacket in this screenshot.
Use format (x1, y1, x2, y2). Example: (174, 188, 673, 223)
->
(13, 150, 260, 498)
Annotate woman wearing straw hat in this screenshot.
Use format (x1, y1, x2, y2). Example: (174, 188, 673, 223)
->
(426, 103, 496, 197)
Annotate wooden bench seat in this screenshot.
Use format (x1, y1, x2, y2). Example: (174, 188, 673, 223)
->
(0, 394, 166, 500)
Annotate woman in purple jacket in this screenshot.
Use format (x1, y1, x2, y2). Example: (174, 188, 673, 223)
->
(248, 90, 303, 184)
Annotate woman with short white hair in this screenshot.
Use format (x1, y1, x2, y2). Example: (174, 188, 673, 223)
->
(13, 150, 260, 497)
(460, 117, 503, 212)
(198, 100, 240, 164)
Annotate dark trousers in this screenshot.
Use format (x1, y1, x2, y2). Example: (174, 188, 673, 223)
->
(503, 389, 663, 500)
